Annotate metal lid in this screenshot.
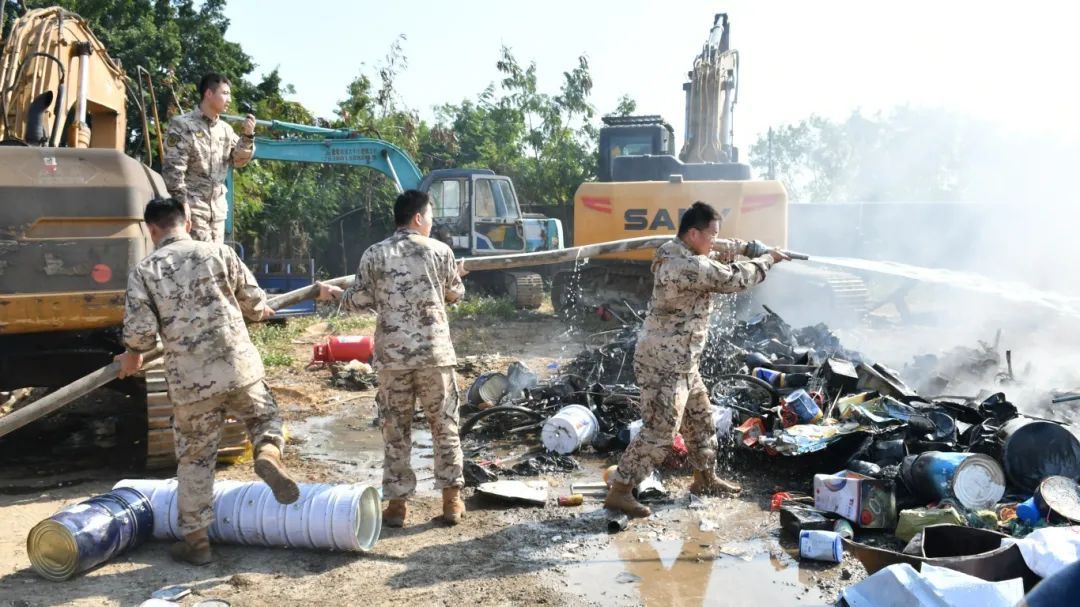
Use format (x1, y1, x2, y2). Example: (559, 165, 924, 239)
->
(27, 519, 78, 581)
(951, 453, 1006, 510)
(1036, 476, 1080, 523)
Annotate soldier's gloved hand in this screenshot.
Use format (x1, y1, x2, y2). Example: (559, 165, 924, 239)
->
(456, 260, 469, 277)
(243, 114, 256, 137)
(317, 282, 343, 301)
(114, 351, 144, 378)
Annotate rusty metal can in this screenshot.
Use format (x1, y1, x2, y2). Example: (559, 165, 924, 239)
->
(558, 494, 584, 507)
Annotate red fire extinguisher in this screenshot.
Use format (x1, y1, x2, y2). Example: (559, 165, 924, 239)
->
(311, 336, 374, 364)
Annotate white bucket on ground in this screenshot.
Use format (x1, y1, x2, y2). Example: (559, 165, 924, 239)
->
(541, 404, 599, 454)
(113, 479, 381, 552)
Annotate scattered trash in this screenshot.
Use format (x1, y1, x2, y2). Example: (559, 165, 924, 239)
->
(463, 461, 499, 486)
(845, 525, 1040, 590)
(467, 372, 511, 406)
(27, 487, 153, 581)
(998, 417, 1080, 493)
(1035, 476, 1080, 523)
(799, 529, 843, 562)
(557, 494, 583, 507)
(895, 507, 966, 542)
(1001, 525, 1080, 579)
(150, 586, 191, 601)
(813, 470, 897, 529)
(606, 511, 630, 533)
(541, 404, 599, 454)
(329, 359, 377, 390)
(834, 518, 855, 540)
(509, 454, 578, 476)
(570, 482, 608, 496)
(781, 504, 839, 538)
(901, 451, 1006, 510)
(842, 563, 1023, 607)
(476, 480, 548, 506)
(632, 472, 668, 501)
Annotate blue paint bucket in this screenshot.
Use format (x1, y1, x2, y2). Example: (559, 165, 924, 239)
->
(27, 487, 153, 581)
(902, 451, 1006, 510)
(753, 367, 782, 386)
(783, 389, 822, 424)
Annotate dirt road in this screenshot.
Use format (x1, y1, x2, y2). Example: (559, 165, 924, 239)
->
(0, 310, 861, 606)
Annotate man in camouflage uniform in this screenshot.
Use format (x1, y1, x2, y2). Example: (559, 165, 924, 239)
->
(605, 201, 787, 518)
(115, 198, 300, 565)
(319, 189, 467, 527)
(162, 73, 256, 243)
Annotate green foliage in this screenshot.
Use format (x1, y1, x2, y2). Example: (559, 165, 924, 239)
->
(449, 296, 518, 321)
(749, 107, 980, 202)
(609, 94, 637, 117)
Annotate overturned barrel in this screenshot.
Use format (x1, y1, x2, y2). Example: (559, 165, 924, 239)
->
(27, 487, 153, 581)
(998, 418, 1080, 493)
(901, 451, 1006, 510)
(114, 479, 381, 552)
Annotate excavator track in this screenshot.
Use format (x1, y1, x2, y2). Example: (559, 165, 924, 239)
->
(505, 271, 545, 310)
(143, 369, 251, 469)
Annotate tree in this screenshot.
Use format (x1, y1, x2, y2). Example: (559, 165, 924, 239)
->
(609, 94, 637, 117)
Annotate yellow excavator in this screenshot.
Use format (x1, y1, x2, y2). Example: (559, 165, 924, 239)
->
(0, 7, 247, 468)
(554, 14, 867, 326)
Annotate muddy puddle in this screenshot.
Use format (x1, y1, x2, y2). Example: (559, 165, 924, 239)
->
(291, 414, 434, 491)
(561, 502, 831, 606)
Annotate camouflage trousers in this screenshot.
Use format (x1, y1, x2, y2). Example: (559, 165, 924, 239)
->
(173, 380, 285, 535)
(187, 199, 227, 244)
(611, 363, 718, 486)
(377, 366, 464, 500)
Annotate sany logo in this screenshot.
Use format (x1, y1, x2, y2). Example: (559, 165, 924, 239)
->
(624, 207, 733, 231)
(582, 196, 612, 213)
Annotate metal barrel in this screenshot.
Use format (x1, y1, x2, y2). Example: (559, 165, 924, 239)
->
(114, 479, 381, 552)
(901, 451, 1006, 510)
(998, 417, 1080, 493)
(27, 487, 153, 581)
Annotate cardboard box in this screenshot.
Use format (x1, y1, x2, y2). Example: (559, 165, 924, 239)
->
(813, 470, 897, 529)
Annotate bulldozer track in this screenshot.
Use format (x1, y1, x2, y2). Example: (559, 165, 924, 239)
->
(143, 369, 251, 469)
(506, 271, 545, 310)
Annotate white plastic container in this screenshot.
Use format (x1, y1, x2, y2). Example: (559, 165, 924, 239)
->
(799, 529, 844, 562)
(541, 405, 599, 454)
(114, 479, 381, 552)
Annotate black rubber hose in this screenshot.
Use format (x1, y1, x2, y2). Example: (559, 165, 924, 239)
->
(713, 373, 781, 409)
(460, 405, 547, 437)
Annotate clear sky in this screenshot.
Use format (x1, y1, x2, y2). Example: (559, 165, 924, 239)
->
(222, 0, 1079, 148)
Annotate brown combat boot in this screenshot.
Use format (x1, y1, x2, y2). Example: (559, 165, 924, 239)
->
(170, 527, 213, 566)
(442, 487, 465, 525)
(689, 469, 742, 495)
(254, 443, 300, 504)
(383, 499, 408, 527)
(604, 481, 652, 518)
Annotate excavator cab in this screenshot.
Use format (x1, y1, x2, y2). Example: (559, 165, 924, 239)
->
(425, 168, 531, 254)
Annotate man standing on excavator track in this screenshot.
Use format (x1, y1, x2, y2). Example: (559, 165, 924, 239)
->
(318, 189, 469, 529)
(115, 197, 300, 565)
(604, 201, 788, 518)
(162, 73, 256, 244)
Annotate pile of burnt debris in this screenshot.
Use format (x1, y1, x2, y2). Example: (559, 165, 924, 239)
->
(461, 307, 1080, 558)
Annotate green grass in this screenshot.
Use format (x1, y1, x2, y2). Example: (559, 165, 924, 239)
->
(449, 295, 518, 321)
(249, 313, 375, 368)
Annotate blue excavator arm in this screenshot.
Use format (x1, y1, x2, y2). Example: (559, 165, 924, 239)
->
(223, 116, 424, 233)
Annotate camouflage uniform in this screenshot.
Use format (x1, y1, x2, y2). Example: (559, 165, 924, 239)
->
(612, 238, 774, 486)
(162, 108, 254, 243)
(122, 233, 284, 535)
(341, 228, 465, 499)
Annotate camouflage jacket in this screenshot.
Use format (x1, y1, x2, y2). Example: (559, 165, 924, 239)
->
(162, 108, 254, 229)
(635, 238, 774, 373)
(122, 233, 270, 405)
(341, 228, 464, 371)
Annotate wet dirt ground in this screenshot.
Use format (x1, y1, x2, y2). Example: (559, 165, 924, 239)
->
(0, 310, 865, 606)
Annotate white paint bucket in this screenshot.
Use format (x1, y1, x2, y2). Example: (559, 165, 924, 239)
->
(799, 529, 843, 562)
(113, 479, 381, 552)
(541, 405, 599, 454)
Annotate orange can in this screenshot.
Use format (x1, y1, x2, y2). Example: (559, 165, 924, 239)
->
(558, 494, 584, 507)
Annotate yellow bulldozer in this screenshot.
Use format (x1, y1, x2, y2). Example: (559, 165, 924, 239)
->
(0, 7, 247, 468)
(553, 14, 868, 326)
